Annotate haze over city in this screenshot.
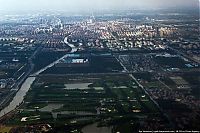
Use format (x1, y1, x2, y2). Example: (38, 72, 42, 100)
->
(0, 0, 199, 13)
(0, 0, 199, 132)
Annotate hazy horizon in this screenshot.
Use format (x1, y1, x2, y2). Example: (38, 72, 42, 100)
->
(0, 0, 199, 14)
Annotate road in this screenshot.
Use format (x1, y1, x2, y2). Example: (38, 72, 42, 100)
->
(112, 34, 174, 126)
(167, 44, 200, 64)
(0, 46, 41, 111)
(0, 45, 41, 117)
(116, 55, 174, 127)
(31, 36, 77, 77)
(0, 35, 77, 118)
(116, 56, 161, 109)
(30, 72, 132, 78)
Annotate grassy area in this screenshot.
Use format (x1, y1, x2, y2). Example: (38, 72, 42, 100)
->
(25, 102, 48, 109)
(6, 111, 53, 125)
(0, 126, 13, 133)
(7, 74, 159, 128)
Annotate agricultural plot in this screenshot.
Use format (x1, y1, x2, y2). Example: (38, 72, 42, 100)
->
(5, 74, 160, 132)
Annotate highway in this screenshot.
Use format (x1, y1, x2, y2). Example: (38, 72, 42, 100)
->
(0, 46, 41, 117)
(0, 45, 41, 110)
(0, 36, 77, 118)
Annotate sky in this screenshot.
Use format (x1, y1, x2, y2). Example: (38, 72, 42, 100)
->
(0, 0, 199, 13)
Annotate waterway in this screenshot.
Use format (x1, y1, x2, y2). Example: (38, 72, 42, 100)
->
(0, 77, 36, 117)
(64, 37, 78, 53)
(0, 36, 77, 118)
(82, 123, 112, 133)
(32, 37, 77, 76)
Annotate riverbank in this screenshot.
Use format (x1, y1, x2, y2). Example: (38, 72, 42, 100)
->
(0, 36, 77, 118)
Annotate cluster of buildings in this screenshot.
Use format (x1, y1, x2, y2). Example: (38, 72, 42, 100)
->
(119, 54, 160, 72)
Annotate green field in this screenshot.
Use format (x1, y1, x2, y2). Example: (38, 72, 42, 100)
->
(6, 74, 160, 132)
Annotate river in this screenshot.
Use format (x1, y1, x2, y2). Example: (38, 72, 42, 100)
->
(32, 36, 77, 76)
(0, 77, 36, 117)
(64, 36, 78, 53)
(0, 36, 77, 118)
(82, 123, 112, 133)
